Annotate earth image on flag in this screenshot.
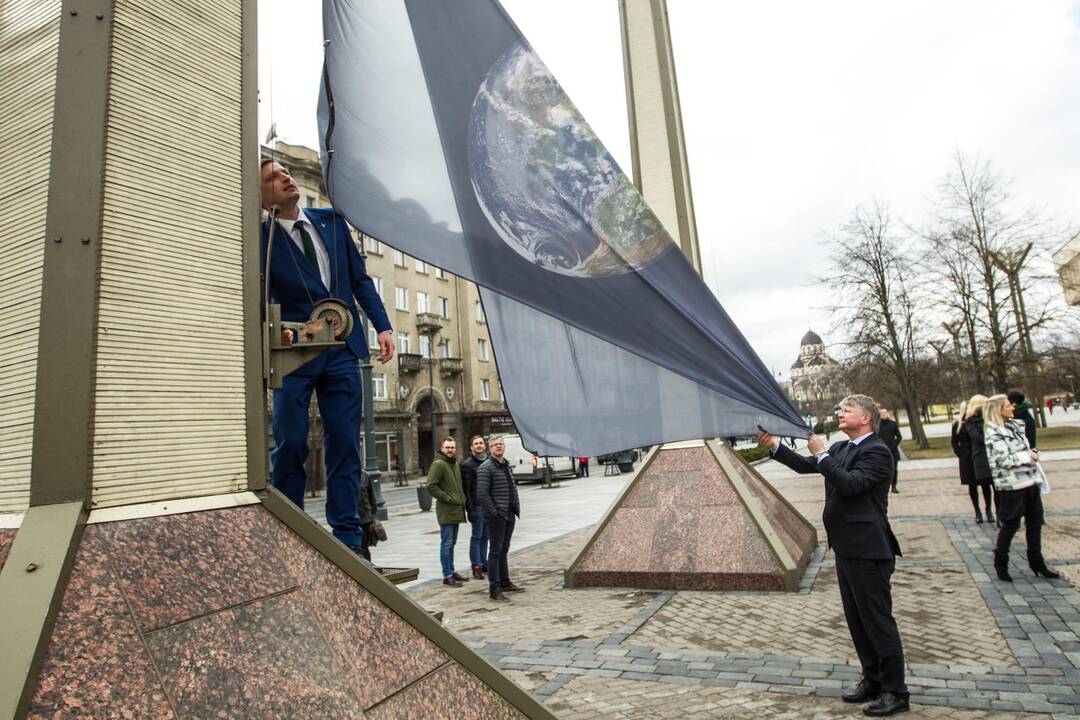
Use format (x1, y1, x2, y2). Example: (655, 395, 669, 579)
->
(468, 43, 674, 278)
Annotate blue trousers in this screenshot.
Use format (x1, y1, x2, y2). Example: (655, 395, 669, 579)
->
(272, 348, 363, 547)
(469, 514, 489, 567)
(440, 523, 460, 578)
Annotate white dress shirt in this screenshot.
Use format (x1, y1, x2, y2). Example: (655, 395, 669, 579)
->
(278, 209, 331, 290)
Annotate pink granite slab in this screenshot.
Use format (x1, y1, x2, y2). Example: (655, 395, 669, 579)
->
(144, 591, 365, 718)
(256, 508, 449, 710)
(29, 527, 176, 719)
(0, 527, 14, 572)
(575, 508, 660, 574)
(366, 662, 526, 720)
(99, 505, 296, 631)
(738, 460, 817, 565)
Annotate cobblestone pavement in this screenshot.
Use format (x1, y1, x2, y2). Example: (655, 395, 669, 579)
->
(414, 453, 1080, 717)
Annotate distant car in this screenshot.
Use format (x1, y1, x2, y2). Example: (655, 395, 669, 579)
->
(500, 434, 577, 483)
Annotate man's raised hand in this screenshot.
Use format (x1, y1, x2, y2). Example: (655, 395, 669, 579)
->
(755, 430, 779, 451)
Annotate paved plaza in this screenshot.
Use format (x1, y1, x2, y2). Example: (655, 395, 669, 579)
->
(304, 432, 1080, 718)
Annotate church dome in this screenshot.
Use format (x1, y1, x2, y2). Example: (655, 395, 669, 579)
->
(800, 330, 824, 346)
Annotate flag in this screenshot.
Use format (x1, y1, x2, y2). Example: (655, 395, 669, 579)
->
(318, 0, 807, 455)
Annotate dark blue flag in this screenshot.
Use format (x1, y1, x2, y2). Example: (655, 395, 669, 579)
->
(318, 0, 807, 455)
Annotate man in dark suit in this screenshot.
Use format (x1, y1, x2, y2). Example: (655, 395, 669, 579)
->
(878, 408, 903, 493)
(261, 158, 394, 553)
(757, 394, 908, 717)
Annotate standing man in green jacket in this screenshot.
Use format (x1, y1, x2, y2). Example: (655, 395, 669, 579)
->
(426, 436, 469, 587)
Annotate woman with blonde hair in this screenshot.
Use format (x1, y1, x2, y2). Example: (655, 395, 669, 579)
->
(960, 394, 995, 524)
(983, 394, 1058, 582)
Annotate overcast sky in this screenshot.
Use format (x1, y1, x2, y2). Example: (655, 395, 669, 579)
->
(258, 1, 1080, 380)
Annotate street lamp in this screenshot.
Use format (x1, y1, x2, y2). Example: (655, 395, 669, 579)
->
(428, 328, 438, 468)
(357, 246, 387, 520)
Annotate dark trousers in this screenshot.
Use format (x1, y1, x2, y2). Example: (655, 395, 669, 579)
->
(835, 556, 907, 695)
(486, 514, 516, 591)
(967, 483, 993, 513)
(891, 457, 899, 489)
(272, 348, 363, 547)
(995, 485, 1045, 566)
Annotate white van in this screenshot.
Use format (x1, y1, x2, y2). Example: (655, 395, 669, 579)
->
(500, 434, 577, 482)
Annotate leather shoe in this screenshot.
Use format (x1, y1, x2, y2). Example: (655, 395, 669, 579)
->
(502, 582, 525, 592)
(862, 691, 909, 716)
(842, 679, 881, 703)
(1031, 563, 1061, 579)
(451, 571, 470, 582)
(442, 576, 463, 588)
(472, 564, 486, 579)
(489, 590, 511, 602)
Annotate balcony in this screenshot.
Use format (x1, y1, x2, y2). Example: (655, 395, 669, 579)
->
(439, 357, 464, 377)
(398, 353, 422, 374)
(415, 312, 445, 334)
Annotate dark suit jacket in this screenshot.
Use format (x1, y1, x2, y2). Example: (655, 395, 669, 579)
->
(878, 419, 902, 461)
(772, 435, 901, 560)
(261, 208, 391, 359)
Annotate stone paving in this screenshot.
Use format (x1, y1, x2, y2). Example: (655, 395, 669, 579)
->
(408, 452, 1080, 718)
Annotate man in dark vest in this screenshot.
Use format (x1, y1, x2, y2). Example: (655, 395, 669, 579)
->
(757, 394, 908, 717)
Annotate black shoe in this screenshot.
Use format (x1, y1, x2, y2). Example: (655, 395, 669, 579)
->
(995, 563, 1013, 583)
(501, 582, 525, 592)
(891, 486, 899, 494)
(451, 571, 470, 582)
(472, 564, 486, 580)
(489, 590, 511, 602)
(985, 510, 995, 525)
(842, 679, 881, 703)
(862, 692, 909, 716)
(974, 508, 983, 524)
(1030, 562, 1061, 579)
(442, 576, 463, 588)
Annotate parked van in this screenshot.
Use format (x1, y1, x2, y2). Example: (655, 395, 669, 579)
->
(501, 434, 577, 482)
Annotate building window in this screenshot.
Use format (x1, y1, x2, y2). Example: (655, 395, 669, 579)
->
(370, 275, 383, 299)
(364, 431, 400, 472)
(394, 287, 409, 311)
(480, 379, 491, 401)
(477, 338, 488, 361)
(437, 296, 450, 318)
(420, 334, 432, 358)
(393, 250, 407, 267)
(416, 291, 430, 314)
(306, 195, 317, 208)
(434, 267, 447, 280)
(372, 372, 388, 400)
(438, 338, 451, 358)
(363, 235, 382, 255)
(475, 301, 484, 323)
(415, 258, 427, 273)
(368, 325, 378, 349)
(397, 332, 411, 354)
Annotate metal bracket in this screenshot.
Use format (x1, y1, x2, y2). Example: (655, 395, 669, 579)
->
(264, 304, 345, 389)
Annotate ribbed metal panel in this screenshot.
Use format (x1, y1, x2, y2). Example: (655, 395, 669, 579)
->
(91, 0, 247, 507)
(0, 0, 61, 511)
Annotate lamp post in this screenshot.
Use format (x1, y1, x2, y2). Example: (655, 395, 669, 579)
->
(428, 328, 438, 468)
(356, 250, 387, 520)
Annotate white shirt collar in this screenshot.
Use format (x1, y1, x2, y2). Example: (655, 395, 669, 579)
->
(849, 431, 874, 445)
(276, 208, 312, 233)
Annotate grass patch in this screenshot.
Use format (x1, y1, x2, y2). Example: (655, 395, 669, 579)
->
(737, 445, 772, 463)
(900, 426, 1080, 459)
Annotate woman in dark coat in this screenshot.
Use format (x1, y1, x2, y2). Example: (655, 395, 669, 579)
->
(958, 395, 994, 524)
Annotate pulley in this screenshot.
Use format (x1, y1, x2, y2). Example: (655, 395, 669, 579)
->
(309, 298, 353, 340)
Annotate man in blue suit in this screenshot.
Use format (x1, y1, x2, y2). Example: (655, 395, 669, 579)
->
(260, 158, 394, 553)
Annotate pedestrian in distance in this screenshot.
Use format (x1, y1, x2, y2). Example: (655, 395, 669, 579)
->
(952, 399, 990, 524)
(260, 159, 394, 556)
(477, 435, 524, 602)
(757, 394, 909, 717)
(984, 394, 1059, 582)
(1007, 390, 1037, 450)
(962, 395, 997, 526)
(425, 437, 470, 587)
(578, 456, 590, 477)
(460, 435, 490, 580)
(878, 408, 903, 494)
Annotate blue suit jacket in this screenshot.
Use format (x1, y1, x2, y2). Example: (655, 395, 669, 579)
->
(261, 208, 391, 359)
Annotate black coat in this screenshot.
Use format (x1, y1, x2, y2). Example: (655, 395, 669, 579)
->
(476, 456, 520, 521)
(951, 421, 977, 485)
(1017, 407, 1037, 449)
(878, 419, 902, 460)
(460, 452, 487, 520)
(772, 435, 901, 560)
(963, 413, 991, 482)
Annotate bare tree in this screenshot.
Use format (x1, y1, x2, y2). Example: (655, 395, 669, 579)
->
(821, 201, 929, 448)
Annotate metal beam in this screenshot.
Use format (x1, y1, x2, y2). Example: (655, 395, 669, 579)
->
(0, 502, 86, 718)
(30, 0, 114, 507)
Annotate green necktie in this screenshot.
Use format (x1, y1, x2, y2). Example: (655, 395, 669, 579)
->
(294, 220, 319, 273)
